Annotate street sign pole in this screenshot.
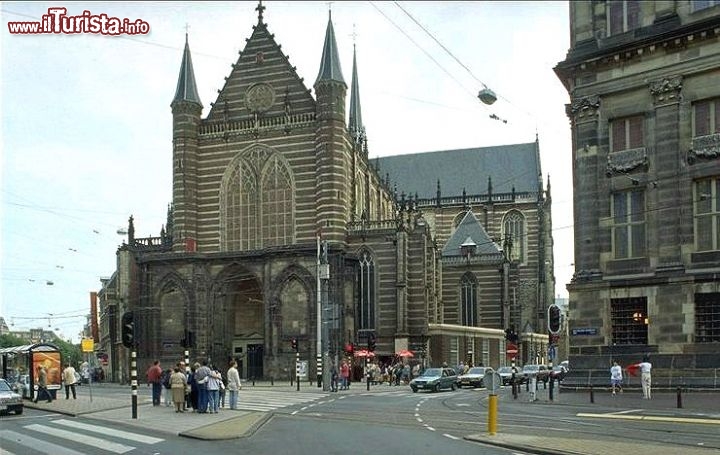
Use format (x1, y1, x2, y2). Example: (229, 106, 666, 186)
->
(130, 349, 137, 419)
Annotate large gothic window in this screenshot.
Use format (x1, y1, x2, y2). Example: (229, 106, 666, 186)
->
(502, 210, 525, 263)
(356, 250, 375, 330)
(221, 146, 294, 251)
(261, 156, 293, 247)
(460, 273, 477, 326)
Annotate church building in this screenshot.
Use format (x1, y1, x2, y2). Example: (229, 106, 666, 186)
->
(98, 3, 554, 384)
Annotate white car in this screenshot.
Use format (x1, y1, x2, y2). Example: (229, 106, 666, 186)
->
(12, 374, 31, 399)
(0, 379, 24, 415)
(458, 367, 493, 388)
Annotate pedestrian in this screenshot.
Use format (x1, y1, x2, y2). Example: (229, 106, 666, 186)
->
(226, 360, 241, 409)
(169, 366, 187, 413)
(194, 360, 212, 413)
(177, 361, 188, 411)
(206, 366, 222, 413)
(62, 363, 77, 399)
(161, 368, 172, 406)
(188, 363, 198, 411)
(33, 365, 53, 403)
(638, 356, 652, 399)
(610, 360, 623, 395)
(330, 361, 339, 392)
(340, 360, 350, 390)
(146, 360, 163, 406)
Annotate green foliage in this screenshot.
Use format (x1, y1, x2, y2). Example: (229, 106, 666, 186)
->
(54, 339, 82, 367)
(0, 333, 28, 348)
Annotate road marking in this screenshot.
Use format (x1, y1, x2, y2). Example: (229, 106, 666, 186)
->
(576, 413, 720, 425)
(425, 425, 436, 431)
(0, 430, 84, 455)
(610, 409, 644, 414)
(52, 419, 163, 444)
(443, 433, 460, 440)
(25, 424, 135, 453)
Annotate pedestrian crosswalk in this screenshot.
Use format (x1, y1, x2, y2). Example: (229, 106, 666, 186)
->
(0, 419, 164, 455)
(225, 389, 325, 412)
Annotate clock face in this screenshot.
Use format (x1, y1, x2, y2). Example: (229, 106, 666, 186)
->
(245, 83, 275, 113)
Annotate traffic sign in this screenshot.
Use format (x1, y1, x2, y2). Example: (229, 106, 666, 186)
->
(506, 343, 518, 357)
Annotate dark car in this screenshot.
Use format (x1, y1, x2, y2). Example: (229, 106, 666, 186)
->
(409, 367, 458, 393)
(0, 379, 24, 415)
(458, 367, 493, 388)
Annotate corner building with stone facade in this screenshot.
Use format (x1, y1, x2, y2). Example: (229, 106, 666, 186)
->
(555, 0, 720, 385)
(102, 5, 554, 383)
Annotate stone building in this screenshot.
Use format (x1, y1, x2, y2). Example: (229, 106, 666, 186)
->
(101, 4, 554, 382)
(555, 0, 720, 384)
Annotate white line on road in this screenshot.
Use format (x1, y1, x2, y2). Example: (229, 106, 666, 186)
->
(576, 413, 720, 425)
(25, 424, 135, 453)
(0, 430, 84, 455)
(443, 433, 459, 440)
(52, 419, 164, 444)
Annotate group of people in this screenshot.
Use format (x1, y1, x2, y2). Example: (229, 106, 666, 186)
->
(610, 356, 653, 399)
(146, 359, 243, 413)
(32, 363, 80, 403)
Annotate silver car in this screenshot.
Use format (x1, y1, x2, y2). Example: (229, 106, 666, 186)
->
(410, 367, 458, 393)
(458, 367, 493, 388)
(0, 379, 24, 415)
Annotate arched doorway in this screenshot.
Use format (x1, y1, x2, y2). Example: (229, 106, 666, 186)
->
(211, 265, 264, 379)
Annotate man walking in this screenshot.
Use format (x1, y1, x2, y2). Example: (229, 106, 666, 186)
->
(639, 356, 652, 399)
(146, 360, 163, 406)
(33, 365, 53, 403)
(610, 360, 623, 395)
(62, 363, 77, 399)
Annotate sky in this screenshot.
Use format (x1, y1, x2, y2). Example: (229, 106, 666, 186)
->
(1, 1, 573, 343)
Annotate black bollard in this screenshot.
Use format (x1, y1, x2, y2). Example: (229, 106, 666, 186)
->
(549, 377, 554, 401)
(512, 381, 518, 399)
(252, 377, 255, 387)
(590, 385, 594, 403)
(271, 377, 274, 386)
(676, 386, 682, 408)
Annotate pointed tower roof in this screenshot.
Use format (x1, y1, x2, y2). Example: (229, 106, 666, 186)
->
(315, 11, 346, 86)
(442, 211, 501, 258)
(348, 43, 365, 143)
(172, 34, 202, 106)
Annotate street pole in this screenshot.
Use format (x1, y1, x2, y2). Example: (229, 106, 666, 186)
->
(130, 350, 137, 419)
(296, 350, 300, 392)
(316, 232, 322, 388)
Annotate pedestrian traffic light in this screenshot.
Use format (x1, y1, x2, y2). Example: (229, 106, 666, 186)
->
(367, 333, 376, 352)
(121, 311, 135, 348)
(548, 304, 561, 334)
(291, 337, 298, 352)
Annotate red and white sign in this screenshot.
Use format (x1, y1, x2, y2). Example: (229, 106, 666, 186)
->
(506, 343, 518, 357)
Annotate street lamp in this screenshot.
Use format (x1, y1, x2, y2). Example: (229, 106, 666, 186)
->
(478, 87, 497, 105)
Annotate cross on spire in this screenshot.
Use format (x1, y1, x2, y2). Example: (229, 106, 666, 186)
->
(256, 0, 265, 23)
(351, 23, 358, 44)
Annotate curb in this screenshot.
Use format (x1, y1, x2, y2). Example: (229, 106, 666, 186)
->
(464, 435, 581, 455)
(179, 412, 271, 440)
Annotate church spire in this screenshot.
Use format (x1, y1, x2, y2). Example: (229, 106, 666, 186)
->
(315, 10, 346, 86)
(172, 33, 202, 107)
(348, 42, 365, 145)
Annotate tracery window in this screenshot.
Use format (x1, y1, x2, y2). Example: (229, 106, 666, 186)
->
(460, 273, 477, 327)
(502, 210, 525, 263)
(356, 250, 376, 330)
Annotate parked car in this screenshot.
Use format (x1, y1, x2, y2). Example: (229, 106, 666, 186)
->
(410, 367, 458, 393)
(458, 367, 493, 388)
(0, 379, 24, 415)
(496, 366, 517, 385)
(550, 365, 568, 381)
(12, 374, 31, 399)
(522, 364, 550, 384)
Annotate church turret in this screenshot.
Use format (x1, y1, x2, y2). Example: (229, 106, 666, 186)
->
(348, 43, 365, 146)
(171, 33, 202, 253)
(314, 10, 348, 243)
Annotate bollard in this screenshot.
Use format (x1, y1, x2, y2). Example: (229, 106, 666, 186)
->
(271, 377, 274, 386)
(590, 385, 594, 403)
(549, 377, 554, 401)
(676, 386, 682, 408)
(487, 394, 498, 435)
(252, 377, 255, 387)
(512, 381, 518, 399)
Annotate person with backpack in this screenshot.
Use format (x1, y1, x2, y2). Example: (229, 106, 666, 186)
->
(161, 368, 172, 406)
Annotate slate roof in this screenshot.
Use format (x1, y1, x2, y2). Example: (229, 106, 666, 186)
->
(172, 34, 202, 106)
(376, 142, 540, 199)
(441, 211, 501, 257)
(315, 13, 346, 86)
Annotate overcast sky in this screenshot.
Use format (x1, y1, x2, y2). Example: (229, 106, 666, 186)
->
(1, 1, 572, 343)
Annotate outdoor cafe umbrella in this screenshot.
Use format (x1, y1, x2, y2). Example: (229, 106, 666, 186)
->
(396, 349, 414, 358)
(354, 349, 375, 358)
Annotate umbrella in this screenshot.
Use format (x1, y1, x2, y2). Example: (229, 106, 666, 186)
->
(354, 349, 375, 358)
(396, 349, 414, 358)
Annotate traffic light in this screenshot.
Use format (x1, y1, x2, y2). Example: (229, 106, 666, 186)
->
(367, 333, 376, 352)
(121, 311, 135, 348)
(548, 304, 561, 334)
(344, 342, 354, 355)
(291, 338, 298, 352)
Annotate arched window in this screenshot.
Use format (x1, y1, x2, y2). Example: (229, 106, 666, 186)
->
(502, 210, 525, 263)
(356, 250, 375, 330)
(460, 273, 477, 326)
(221, 146, 294, 251)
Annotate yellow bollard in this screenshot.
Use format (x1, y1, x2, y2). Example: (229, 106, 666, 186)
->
(488, 393, 498, 435)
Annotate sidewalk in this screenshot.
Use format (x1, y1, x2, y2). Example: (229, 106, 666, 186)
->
(24, 380, 324, 440)
(465, 386, 720, 455)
